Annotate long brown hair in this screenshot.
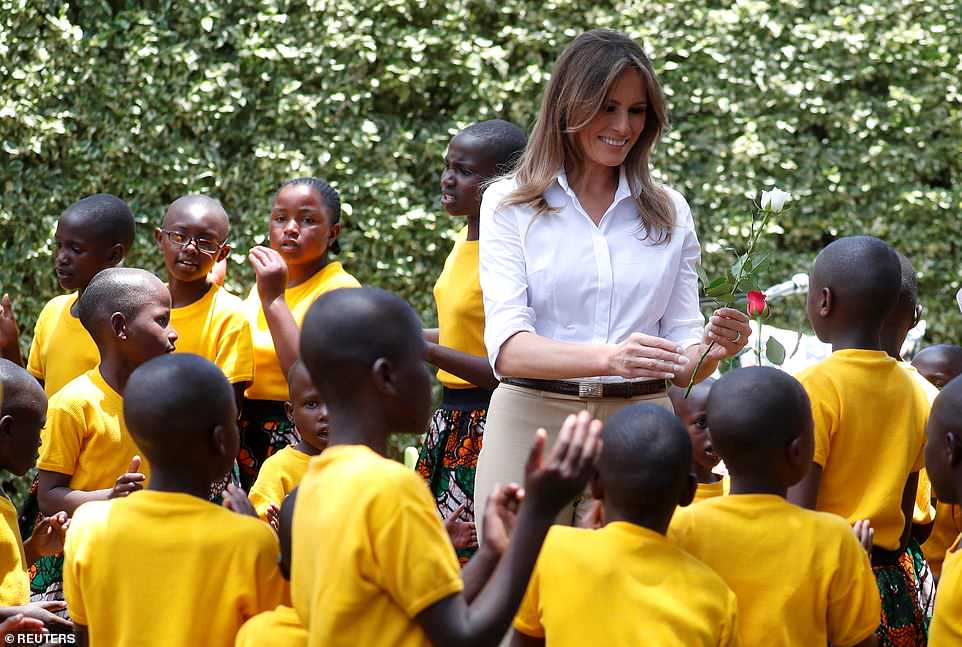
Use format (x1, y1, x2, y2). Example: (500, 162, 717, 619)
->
(503, 29, 675, 242)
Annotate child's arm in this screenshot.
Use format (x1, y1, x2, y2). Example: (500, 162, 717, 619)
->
(416, 412, 602, 647)
(74, 625, 89, 647)
(899, 472, 919, 552)
(0, 293, 23, 366)
(22, 511, 69, 565)
(787, 463, 822, 509)
(249, 246, 300, 383)
(460, 484, 521, 602)
(424, 328, 439, 344)
(1, 601, 73, 631)
(37, 457, 145, 516)
(427, 343, 499, 391)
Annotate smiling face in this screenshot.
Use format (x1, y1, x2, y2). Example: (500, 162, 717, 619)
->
(269, 184, 339, 269)
(440, 133, 499, 218)
(286, 361, 329, 454)
(574, 68, 648, 171)
(53, 210, 122, 292)
(155, 200, 229, 283)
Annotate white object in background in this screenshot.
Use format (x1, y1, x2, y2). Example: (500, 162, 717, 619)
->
(739, 322, 832, 374)
(764, 273, 809, 300)
(957, 287, 962, 314)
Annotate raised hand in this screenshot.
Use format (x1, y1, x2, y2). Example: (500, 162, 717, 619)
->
(444, 502, 478, 551)
(0, 293, 23, 365)
(523, 411, 603, 516)
(108, 456, 146, 499)
(249, 246, 288, 305)
(853, 519, 874, 555)
(25, 511, 70, 560)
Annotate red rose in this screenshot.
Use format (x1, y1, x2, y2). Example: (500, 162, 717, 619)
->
(747, 290, 767, 317)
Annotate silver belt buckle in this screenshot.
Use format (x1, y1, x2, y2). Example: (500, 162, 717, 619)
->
(578, 382, 604, 399)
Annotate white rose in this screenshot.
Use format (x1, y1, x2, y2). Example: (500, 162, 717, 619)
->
(761, 187, 791, 213)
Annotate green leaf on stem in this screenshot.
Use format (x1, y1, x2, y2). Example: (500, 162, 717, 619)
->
(705, 277, 733, 297)
(696, 264, 710, 288)
(766, 336, 786, 365)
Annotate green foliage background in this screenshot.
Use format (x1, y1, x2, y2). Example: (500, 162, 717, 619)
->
(1, 0, 959, 473)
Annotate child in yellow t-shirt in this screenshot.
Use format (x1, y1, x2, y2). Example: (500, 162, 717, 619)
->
(240, 177, 360, 489)
(249, 360, 328, 523)
(155, 195, 254, 403)
(236, 489, 306, 647)
(511, 404, 739, 647)
(155, 195, 255, 501)
(33, 269, 177, 607)
(417, 120, 527, 562)
(922, 375, 962, 642)
(0, 194, 134, 397)
(293, 287, 601, 647)
(0, 360, 72, 632)
(914, 344, 962, 578)
(63, 353, 285, 646)
(789, 236, 930, 644)
(668, 380, 729, 503)
(669, 367, 879, 647)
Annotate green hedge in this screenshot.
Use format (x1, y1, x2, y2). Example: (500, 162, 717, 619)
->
(1, 0, 959, 353)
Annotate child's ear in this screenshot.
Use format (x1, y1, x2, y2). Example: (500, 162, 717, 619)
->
(283, 401, 295, 425)
(786, 436, 812, 483)
(678, 473, 697, 508)
(371, 357, 397, 396)
(817, 287, 833, 318)
(107, 243, 125, 266)
(216, 243, 231, 263)
(153, 228, 164, 249)
(0, 414, 13, 439)
(110, 312, 128, 341)
(946, 430, 962, 468)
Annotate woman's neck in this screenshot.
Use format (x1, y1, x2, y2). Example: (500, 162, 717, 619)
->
(565, 161, 619, 199)
(168, 276, 212, 309)
(287, 255, 330, 289)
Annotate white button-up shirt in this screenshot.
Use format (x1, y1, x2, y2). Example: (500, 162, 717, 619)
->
(479, 168, 704, 378)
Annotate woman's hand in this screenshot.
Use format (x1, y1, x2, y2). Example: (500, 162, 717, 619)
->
(249, 246, 288, 306)
(605, 333, 688, 380)
(702, 308, 751, 361)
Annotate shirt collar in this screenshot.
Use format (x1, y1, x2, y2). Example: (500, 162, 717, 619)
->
(556, 166, 633, 205)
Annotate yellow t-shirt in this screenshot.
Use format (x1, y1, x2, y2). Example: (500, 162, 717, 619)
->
(245, 262, 360, 401)
(930, 535, 962, 643)
(795, 350, 929, 550)
(249, 445, 311, 520)
(63, 490, 285, 647)
(291, 445, 463, 647)
(514, 522, 739, 646)
(669, 494, 880, 647)
(235, 604, 306, 647)
(171, 285, 254, 385)
(693, 475, 730, 504)
(37, 368, 150, 492)
(26, 293, 100, 397)
(434, 228, 486, 389)
(924, 502, 962, 577)
(0, 496, 28, 605)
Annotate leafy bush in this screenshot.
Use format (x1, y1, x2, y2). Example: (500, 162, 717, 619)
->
(1, 1, 959, 465)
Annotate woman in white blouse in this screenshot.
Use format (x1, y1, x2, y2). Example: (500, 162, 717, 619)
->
(476, 29, 751, 527)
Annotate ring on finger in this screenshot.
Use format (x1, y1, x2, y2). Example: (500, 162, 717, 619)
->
(733, 331, 742, 343)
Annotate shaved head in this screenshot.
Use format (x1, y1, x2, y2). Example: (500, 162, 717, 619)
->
(162, 195, 229, 240)
(599, 404, 692, 517)
(913, 344, 962, 389)
(812, 236, 901, 326)
(707, 367, 812, 467)
(77, 268, 167, 341)
(0, 359, 45, 419)
(62, 193, 135, 249)
(124, 353, 237, 475)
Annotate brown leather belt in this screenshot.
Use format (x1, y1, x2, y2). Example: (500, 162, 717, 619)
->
(501, 377, 667, 399)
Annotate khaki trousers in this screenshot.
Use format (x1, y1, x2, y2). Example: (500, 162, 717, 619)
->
(474, 382, 673, 540)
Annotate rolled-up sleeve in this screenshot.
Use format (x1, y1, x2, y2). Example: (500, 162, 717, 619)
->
(479, 182, 537, 377)
(658, 192, 705, 350)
